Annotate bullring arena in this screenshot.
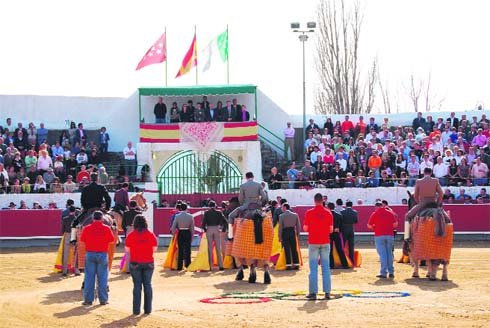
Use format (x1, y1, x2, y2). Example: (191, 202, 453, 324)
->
(1, 243, 490, 327)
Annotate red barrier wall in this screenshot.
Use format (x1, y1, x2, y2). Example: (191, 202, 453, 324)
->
(0, 210, 62, 237)
(153, 204, 490, 236)
(1, 204, 488, 238)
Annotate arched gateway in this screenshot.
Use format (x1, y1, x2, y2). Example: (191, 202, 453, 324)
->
(156, 150, 242, 196)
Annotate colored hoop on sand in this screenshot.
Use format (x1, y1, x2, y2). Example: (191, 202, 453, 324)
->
(277, 293, 343, 301)
(293, 289, 362, 296)
(200, 296, 272, 304)
(344, 291, 410, 298)
(221, 291, 292, 299)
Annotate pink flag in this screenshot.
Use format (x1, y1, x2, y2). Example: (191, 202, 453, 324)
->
(135, 33, 167, 71)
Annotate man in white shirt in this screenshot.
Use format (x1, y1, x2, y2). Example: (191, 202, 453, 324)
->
(419, 154, 434, 174)
(283, 122, 295, 161)
(432, 156, 448, 186)
(123, 141, 137, 178)
(471, 157, 489, 186)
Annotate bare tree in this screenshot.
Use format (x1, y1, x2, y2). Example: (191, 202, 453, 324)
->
(315, 0, 377, 115)
(406, 73, 445, 112)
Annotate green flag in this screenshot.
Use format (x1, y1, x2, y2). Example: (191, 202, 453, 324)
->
(202, 29, 228, 72)
(216, 30, 228, 62)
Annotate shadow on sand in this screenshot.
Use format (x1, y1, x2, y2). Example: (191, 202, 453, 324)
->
(403, 277, 459, 291)
(42, 289, 81, 305)
(99, 315, 143, 328)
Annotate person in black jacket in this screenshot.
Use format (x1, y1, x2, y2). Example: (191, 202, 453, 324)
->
(154, 97, 167, 123)
(202, 201, 227, 270)
(412, 112, 426, 131)
(327, 202, 349, 269)
(80, 173, 111, 212)
(340, 200, 358, 263)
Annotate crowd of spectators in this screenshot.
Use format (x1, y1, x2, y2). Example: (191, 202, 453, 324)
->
(0, 118, 132, 195)
(271, 112, 490, 189)
(153, 96, 251, 123)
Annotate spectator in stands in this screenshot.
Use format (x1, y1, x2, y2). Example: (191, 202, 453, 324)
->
(63, 175, 77, 193)
(179, 104, 191, 122)
(193, 103, 206, 122)
(433, 156, 448, 186)
(27, 122, 37, 146)
(447, 158, 459, 186)
(32, 202, 43, 209)
(21, 177, 31, 193)
(154, 97, 167, 123)
(287, 162, 298, 189)
(302, 160, 316, 180)
(205, 102, 218, 121)
(123, 141, 137, 178)
(68, 121, 77, 146)
(74, 123, 88, 146)
(98, 127, 110, 153)
(355, 116, 367, 137)
(169, 102, 180, 123)
(412, 112, 426, 132)
(456, 188, 472, 201)
(231, 99, 241, 122)
(43, 167, 57, 187)
(476, 188, 490, 200)
(51, 177, 63, 193)
(368, 150, 382, 187)
(341, 116, 354, 136)
(71, 141, 81, 155)
(76, 148, 88, 165)
(37, 150, 52, 173)
(424, 115, 435, 133)
(98, 167, 109, 185)
(59, 130, 70, 148)
(239, 105, 250, 122)
(33, 175, 47, 193)
(76, 165, 90, 183)
(305, 119, 320, 136)
(51, 141, 64, 160)
(323, 118, 334, 136)
(447, 112, 459, 129)
(457, 157, 471, 186)
(471, 157, 489, 186)
(37, 123, 49, 146)
(268, 167, 283, 190)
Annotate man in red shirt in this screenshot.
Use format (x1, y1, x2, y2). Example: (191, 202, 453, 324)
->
(303, 193, 333, 300)
(80, 211, 115, 305)
(367, 201, 398, 279)
(341, 115, 354, 136)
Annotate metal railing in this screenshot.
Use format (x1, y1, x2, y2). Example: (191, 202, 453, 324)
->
(258, 123, 287, 158)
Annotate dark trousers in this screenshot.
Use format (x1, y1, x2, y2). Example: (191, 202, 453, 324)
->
(330, 232, 348, 268)
(177, 230, 192, 270)
(281, 227, 299, 265)
(342, 228, 355, 263)
(129, 262, 154, 314)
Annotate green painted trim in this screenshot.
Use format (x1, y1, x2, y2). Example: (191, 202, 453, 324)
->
(138, 84, 256, 96)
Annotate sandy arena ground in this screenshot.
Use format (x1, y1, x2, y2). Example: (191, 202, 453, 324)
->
(1, 243, 489, 328)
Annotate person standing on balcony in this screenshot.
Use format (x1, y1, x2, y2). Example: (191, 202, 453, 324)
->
(239, 105, 250, 122)
(154, 97, 167, 124)
(284, 122, 295, 161)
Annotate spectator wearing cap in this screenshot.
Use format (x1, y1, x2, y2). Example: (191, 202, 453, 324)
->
(6, 201, 16, 209)
(283, 122, 295, 161)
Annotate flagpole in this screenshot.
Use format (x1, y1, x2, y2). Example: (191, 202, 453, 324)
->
(226, 24, 230, 84)
(195, 25, 198, 85)
(165, 26, 168, 86)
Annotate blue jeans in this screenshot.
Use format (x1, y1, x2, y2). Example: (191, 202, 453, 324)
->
(84, 252, 109, 303)
(474, 178, 488, 186)
(155, 118, 166, 123)
(130, 262, 154, 314)
(374, 235, 394, 275)
(308, 244, 331, 294)
(408, 177, 417, 187)
(373, 169, 380, 187)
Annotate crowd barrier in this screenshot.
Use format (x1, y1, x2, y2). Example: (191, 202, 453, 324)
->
(1, 204, 488, 239)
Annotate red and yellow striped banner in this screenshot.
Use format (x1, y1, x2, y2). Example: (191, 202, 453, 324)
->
(139, 122, 257, 143)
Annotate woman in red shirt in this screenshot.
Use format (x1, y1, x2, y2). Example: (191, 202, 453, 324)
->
(125, 215, 158, 315)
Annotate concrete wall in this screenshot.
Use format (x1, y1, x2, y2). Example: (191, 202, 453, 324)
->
(0, 93, 140, 152)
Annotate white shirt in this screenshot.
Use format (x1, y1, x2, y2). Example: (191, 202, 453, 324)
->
(123, 147, 136, 160)
(283, 127, 295, 138)
(433, 163, 448, 178)
(419, 160, 434, 174)
(336, 158, 347, 171)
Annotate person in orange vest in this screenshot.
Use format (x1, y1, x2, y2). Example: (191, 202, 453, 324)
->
(368, 150, 382, 187)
